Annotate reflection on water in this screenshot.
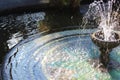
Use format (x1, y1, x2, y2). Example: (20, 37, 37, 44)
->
(0, 10, 83, 64)
(1, 7, 118, 80)
(2, 29, 120, 80)
(0, 10, 84, 79)
(7, 32, 23, 49)
(0, 12, 45, 63)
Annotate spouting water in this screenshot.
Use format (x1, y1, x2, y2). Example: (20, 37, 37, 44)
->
(89, 0, 120, 69)
(84, 0, 120, 41)
(1, 0, 120, 79)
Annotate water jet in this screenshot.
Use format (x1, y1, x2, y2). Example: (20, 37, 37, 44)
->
(91, 30, 120, 68)
(1, 0, 120, 79)
(83, 0, 120, 69)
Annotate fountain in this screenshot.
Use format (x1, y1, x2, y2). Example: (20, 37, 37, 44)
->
(91, 30, 120, 68)
(86, 0, 120, 68)
(1, 0, 120, 80)
(2, 29, 113, 80)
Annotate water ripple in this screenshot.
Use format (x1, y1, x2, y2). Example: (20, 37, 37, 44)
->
(2, 29, 120, 80)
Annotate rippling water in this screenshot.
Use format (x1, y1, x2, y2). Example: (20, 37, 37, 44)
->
(0, 12, 47, 70)
(0, 7, 120, 80)
(0, 9, 84, 65)
(0, 10, 82, 79)
(2, 29, 120, 80)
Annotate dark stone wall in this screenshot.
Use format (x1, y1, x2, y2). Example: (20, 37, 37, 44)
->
(0, 0, 81, 15)
(0, 0, 50, 15)
(0, 0, 85, 13)
(0, 0, 111, 15)
(0, 0, 50, 11)
(0, 0, 35, 10)
(0, 0, 109, 12)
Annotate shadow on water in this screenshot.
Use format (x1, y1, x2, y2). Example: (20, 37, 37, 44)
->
(87, 44, 120, 80)
(38, 10, 82, 34)
(0, 8, 84, 64)
(83, 42, 120, 80)
(107, 47, 120, 80)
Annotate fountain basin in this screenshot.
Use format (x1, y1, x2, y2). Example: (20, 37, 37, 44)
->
(2, 29, 113, 80)
(2, 29, 120, 80)
(91, 30, 120, 49)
